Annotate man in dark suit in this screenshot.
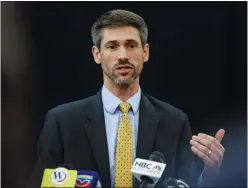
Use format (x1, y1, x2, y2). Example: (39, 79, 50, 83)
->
(28, 9, 225, 188)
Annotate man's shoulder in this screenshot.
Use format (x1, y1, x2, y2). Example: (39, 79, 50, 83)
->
(48, 94, 97, 116)
(144, 93, 187, 120)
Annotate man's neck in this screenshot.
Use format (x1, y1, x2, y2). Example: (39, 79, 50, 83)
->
(104, 79, 139, 101)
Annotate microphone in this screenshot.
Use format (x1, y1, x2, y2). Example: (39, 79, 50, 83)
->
(163, 178, 190, 188)
(41, 166, 78, 187)
(58, 164, 74, 170)
(75, 170, 102, 188)
(131, 151, 166, 188)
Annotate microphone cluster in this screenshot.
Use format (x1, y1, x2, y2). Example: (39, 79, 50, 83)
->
(40, 151, 190, 188)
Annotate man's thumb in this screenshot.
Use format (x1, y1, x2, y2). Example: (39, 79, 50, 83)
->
(215, 129, 225, 142)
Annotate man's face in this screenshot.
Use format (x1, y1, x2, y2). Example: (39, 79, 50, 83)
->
(92, 26, 149, 86)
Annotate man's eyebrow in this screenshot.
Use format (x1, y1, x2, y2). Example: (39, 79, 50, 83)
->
(126, 39, 138, 44)
(104, 39, 139, 47)
(105, 40, 118, 45)
(126, 39, 138, 43)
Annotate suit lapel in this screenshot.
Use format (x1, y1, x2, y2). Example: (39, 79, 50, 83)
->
(85, 89, 111, 188)
(135, 93, 160, 187)
(136, 93, 159, 159)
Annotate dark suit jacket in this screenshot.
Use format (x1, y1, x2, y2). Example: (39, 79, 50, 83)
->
(27, 89, 201, 188)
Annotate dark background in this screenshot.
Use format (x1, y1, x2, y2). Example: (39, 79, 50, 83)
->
(2, 1, 247, 188)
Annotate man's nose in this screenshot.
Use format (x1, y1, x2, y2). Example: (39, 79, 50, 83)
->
(117, 46, 128, 61)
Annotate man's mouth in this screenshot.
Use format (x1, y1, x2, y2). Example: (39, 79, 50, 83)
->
(116, 65, 132, 70)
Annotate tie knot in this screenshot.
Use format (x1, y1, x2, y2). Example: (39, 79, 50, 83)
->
(119, 102, 131, 113)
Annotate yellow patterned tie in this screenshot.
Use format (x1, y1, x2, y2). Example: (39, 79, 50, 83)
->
(114, 102, 133, 188)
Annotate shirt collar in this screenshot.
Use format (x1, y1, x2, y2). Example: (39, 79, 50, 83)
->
(101, 85, 141, 115)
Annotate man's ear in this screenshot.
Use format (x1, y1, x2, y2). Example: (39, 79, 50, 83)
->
(143, 43, 149, 62)
(92, 46, 101, 64)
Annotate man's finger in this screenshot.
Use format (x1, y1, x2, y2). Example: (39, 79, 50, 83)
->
(191, 146, 215, 167)
(198, 133, 215, 140)
(215, 129, 225, 142)
(198, 133, 225, 153)
(190, 139, 220, 162)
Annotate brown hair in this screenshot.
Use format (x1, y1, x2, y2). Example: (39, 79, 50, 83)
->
(91, 9, 148, 49)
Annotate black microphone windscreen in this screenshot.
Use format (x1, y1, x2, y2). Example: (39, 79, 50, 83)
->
(149, 151, 166, 163)
(58, 164, 74, 170)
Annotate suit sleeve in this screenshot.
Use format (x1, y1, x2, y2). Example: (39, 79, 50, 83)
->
(27, 110, 63, 188)
(175, 113, 200, 187)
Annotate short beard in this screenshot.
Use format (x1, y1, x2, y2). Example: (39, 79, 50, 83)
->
(103, 61, 142, 86)
(112, 73, 137, 85)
